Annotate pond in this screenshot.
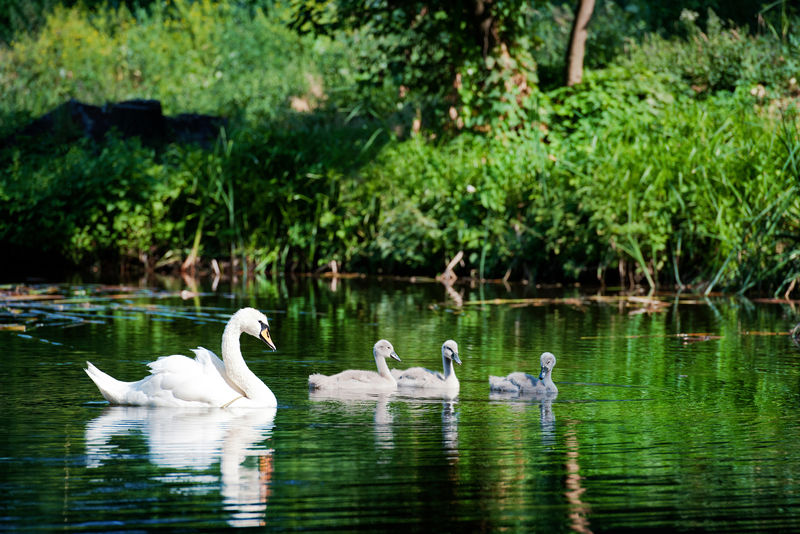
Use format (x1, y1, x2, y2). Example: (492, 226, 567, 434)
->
(1, 278, 800, 532)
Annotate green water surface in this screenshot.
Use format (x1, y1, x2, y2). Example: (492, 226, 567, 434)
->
(1, 279, 799, 532)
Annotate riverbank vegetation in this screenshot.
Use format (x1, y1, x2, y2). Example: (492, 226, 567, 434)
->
(1, 0, 799, 295)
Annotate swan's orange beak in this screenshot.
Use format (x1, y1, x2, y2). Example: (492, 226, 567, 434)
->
(259, 324, 277, 351)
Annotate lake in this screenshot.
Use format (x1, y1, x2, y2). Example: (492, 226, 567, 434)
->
(1, 278, 799, 532)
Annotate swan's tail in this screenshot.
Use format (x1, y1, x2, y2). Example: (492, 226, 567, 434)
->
(85, 361, 128, 404)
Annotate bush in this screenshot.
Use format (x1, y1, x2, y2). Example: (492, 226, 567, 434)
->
(0, 0, 329, 137)
(1, 1, 799, 295)
(627, 10, 800, 98)
(0, 136, 188, 265)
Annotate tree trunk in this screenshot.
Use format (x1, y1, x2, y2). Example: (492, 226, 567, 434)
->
(565, 0, 595, 86)
(473, 0, 498, 59)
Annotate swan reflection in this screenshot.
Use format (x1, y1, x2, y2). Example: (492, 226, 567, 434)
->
(490, 391, 556, 446)
(441, 400, 459, 462)
(309, 389, 395, 450)
(85, 406, 276, 527)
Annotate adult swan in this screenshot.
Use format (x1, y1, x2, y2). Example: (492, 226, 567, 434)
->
(85, 307, 278, 408)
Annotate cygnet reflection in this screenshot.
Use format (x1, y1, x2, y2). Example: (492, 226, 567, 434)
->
(85, 406, 276, 527)
(309, 389, 396, 450)
(490, 391, 557, 447)
(441, 400, 459, 461)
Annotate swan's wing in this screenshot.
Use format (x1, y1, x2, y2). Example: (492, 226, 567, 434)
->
(489, 373, 520, 392)
(192, 346, 225, 374)
(309, 369, 387, 390)
(191, 347, 247, 397)
(135, 354, 238, 406)
(394, 367, 443, 387)
(337, 370, 385, 384)
(392, 366, 425, 379)
(489, 372, 546, 394)
(515, 372, 544, 392)
(146, 354, 202, 376)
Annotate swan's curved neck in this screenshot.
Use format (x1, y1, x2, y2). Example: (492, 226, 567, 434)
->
(442, 355, 456, 379)
(374, 355, 396, 384)
(221, 319, 271, 400)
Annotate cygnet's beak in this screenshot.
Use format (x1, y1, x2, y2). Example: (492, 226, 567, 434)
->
(538, 365, 548, 380)
(259, 323, 277, 351)
(390, 350, 401, 362)
(452, 352, 462, 365)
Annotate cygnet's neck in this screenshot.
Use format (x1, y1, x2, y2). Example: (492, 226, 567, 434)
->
(540, 368, 553, 387)
(374, 354, 396, 384)
(538, 365, 557, 393)
(442, 355, 457, 380)
(221, 318, 271, 400)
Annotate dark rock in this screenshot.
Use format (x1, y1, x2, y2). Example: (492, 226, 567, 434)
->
(3, 98, 225, 148)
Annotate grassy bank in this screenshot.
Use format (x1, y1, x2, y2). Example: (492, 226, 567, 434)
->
(1, 1, 798, 295)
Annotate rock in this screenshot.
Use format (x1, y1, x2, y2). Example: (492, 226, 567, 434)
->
(3, 98, 225, 147)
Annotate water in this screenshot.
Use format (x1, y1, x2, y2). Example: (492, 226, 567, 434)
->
(1, 279, 800, 532)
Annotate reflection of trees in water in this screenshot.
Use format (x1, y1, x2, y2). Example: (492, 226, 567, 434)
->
(565, 419, 592, 534)
(84, 406, 275, 528)
(484, 394, 592, 531)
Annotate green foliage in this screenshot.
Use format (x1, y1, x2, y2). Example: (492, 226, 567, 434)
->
(556, 86, 800, 292)
(530, 1, 648, 89)
(290, 0, 538, 128)
(356, 86, 800, 291)
(359, 131, 564, 279)
(0, 136, 188, 265)
(628, 9, 800, 97)
(0, 0, 323, 136)
(1, 1, 799, 294)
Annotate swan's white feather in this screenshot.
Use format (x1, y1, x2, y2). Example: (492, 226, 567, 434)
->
(87, 350, 240, 407)
(85, 308, 276, 408)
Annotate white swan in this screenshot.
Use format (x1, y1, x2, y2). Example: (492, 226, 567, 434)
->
(308, 339, 400, 392)
(391, 339, 461, 393)
(488, 352, 558, 395)
(84, 307, 278, 408)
